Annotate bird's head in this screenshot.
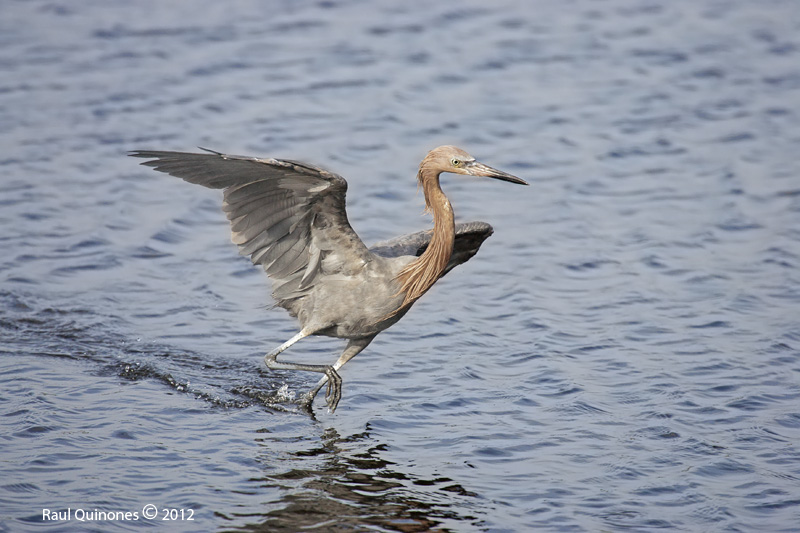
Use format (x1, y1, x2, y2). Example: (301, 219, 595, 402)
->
(420, 145, 529, 185)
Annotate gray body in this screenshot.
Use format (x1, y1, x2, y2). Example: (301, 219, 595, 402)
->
(295, 221, 495, 339)
(130, 148, 500, 411)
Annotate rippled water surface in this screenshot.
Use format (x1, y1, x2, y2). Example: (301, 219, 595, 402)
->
(2, 0, 799, 531)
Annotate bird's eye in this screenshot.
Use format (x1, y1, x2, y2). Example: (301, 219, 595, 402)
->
(451, 158, 461, 167)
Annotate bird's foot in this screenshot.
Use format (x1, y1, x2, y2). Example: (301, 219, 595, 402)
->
(323, 366, 342, 412)
(299, 366, 342, 413)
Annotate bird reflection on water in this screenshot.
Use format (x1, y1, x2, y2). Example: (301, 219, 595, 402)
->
(251, 427, 479, 530)
(131, 146, 527, 411)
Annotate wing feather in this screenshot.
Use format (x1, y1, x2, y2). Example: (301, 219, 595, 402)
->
(370, 221, 494, 276)
(130, 149, 371, 306)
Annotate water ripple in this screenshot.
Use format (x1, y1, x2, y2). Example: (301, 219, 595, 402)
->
(1, 0, 800, 531)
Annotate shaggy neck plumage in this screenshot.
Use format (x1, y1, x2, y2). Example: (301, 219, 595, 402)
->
(393, 164, 455, 311)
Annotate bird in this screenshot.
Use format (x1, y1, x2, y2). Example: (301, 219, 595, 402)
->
(130, 145, 528, 412)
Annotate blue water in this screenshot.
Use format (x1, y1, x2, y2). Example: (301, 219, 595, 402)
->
(1, 0, 799, 531)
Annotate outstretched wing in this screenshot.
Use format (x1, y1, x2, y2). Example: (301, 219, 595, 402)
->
(130, 148, 371, 303)
(370, 221, 493, 276)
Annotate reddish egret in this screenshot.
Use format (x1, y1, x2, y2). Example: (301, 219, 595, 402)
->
(131, 146, 527, 411)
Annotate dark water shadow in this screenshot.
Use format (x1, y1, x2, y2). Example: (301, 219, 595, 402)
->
(0, 289, 316, 413)
(229, 426, 482, 532)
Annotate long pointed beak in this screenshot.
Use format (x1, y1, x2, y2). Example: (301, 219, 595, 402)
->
(468, 161, 529, 185)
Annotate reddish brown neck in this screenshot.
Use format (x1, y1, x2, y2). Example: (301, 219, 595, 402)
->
(394, 168, 455, 310)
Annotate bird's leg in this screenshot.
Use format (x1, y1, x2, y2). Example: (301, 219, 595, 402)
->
(264, 328, 341, 408)
(302, 335, 376, 412)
